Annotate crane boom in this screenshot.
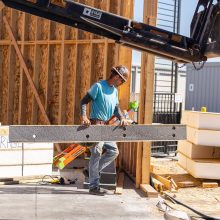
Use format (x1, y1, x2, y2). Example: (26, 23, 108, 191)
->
(1, 0, 220, 63)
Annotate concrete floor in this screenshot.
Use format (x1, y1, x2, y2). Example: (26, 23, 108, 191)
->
(0, 173, 164, 220)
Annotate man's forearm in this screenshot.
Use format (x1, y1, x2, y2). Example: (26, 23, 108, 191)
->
(80, 93, 92, 116)
(114, 105, 124, 120)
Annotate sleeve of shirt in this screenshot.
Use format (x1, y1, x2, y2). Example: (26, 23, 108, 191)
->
(88, 83, 99, 100)
(116, 89, 119, 105)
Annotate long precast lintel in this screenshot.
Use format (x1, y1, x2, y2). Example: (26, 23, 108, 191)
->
(8, 125, 186, 143)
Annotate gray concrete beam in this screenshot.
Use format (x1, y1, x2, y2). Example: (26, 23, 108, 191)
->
(9, 124, 186, 143)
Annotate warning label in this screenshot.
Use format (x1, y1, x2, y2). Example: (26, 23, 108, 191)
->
(83, 8, 102, 20)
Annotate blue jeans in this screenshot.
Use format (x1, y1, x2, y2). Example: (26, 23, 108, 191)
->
(89, 142, 119, 189)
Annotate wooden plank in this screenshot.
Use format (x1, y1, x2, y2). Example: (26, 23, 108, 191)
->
(0, 126, 9, 136)
(31, 17, 41, 124)
(140, 184, 158, 198)
(177, 181, 198, 188)
(141, 0, 158, 185)
(152, 177, 164, 192)
(6, 11, 17, 124)
(45, 21, 52, 116)
(58, 25, 68, 124)
(202, 182, 218, 188)
(151, 173, 172, 190)
(115, 172, 125, 195)
(18, 12, 28, 124)
(136, 142, 143, 188)
(9, 124, 186, 143)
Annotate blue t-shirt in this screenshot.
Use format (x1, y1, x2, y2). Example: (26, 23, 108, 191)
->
(88, 80, 119, 121)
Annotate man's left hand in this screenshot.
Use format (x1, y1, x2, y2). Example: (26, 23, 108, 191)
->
(119, 118, 133, 126)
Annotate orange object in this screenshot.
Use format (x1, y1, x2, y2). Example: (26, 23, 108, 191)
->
(53, 144, 86, 169)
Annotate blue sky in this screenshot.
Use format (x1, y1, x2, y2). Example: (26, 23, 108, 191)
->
(132, 0, 219, 64)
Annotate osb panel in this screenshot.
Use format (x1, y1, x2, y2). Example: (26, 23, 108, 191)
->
(106, 44, 118, 79)
(48, 45, 61, 124)
(50, 21, 63, 40)
(1, 8, 11, 40)
(38, 45, 49, 124)
(109, 0, 121, 14)
(26, 15, 37, 41)
(1, 46, 9, 124)
(37, 18, 50, 40)
(24, 45, 35, 124)
(17, 11, 24, 41)
(12, 54, 22, 124)
(90, 43, 105, 84)
(74, 44, 91, 124)
(68, 27, 78, 40)
(65, 45, 77, 124)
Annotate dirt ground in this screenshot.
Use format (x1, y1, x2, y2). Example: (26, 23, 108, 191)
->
(151, 157, 220, 219)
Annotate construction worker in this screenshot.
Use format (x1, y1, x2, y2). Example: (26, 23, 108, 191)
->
(80, 65, 130, 196)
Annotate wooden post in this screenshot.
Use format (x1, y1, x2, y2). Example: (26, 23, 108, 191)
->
(139, 0, 158, 184)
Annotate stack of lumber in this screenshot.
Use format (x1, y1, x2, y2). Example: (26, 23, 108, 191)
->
(178, 111, 220, 179)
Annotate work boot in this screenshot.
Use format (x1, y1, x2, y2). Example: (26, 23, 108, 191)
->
(89, 187, 107, 196)
(83, 168, 89, 178)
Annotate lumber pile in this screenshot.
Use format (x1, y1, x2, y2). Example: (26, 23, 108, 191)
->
(178, 111, 220, 180)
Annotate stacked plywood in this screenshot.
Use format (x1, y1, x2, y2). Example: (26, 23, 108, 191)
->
(0, 133, 53, 178)
(178, 111, 220, 179)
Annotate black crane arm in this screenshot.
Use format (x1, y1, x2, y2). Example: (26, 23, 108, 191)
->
(1, 0, 220, 63)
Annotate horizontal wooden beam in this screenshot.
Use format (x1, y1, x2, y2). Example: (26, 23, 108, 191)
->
(0, 39, 115, 46)
(9, 125, 186, 143)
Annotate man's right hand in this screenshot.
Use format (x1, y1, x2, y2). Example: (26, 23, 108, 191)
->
(81, 115, 91, 127)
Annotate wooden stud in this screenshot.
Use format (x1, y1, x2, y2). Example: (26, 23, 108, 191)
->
(18, 12, 28, 124)
(31, 17, 41, 124)
(45, 21, 52, 116)
(7, 10, 17, 124)
(58, 25, 68, 124)
(151, 173, 172, 190)
(141, 0, 158, 185)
